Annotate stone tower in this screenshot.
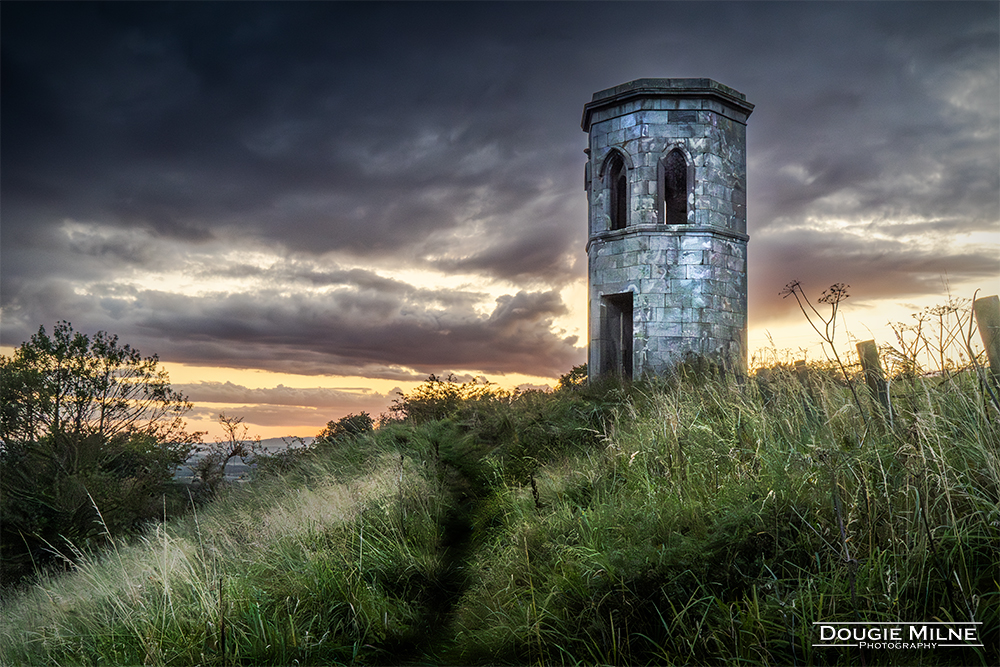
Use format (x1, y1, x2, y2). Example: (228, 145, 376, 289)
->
(583, 78, 753, 380)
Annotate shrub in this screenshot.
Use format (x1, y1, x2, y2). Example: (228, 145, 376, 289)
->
(0, 323, 199, 587)
(316, 412, 375, 444)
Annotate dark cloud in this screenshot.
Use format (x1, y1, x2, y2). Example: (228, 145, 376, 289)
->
(177, 381, 394, 409)
(1, 2, 589, 266)
(2, 2, 997, 387)
(1, 269, 581, 379)
(750, 227, 1000, 322)
(187, 404, 352, 431)
(178, 381, 398, 430)
(746, 10, 999, 234)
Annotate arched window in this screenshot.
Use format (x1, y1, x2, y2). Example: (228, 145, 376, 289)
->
(659, 149, 689, 225)
(606, 153, 628, 230)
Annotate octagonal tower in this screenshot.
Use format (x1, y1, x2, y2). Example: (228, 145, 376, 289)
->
(583, 78, 753, 380)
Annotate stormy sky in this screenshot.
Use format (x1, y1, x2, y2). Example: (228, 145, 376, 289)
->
(2, 2, 998, 436)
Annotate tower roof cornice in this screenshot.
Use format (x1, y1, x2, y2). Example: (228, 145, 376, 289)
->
(582, 78, 754, 131)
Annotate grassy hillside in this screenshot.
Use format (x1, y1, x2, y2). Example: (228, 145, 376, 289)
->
(1, 365, 997, 666)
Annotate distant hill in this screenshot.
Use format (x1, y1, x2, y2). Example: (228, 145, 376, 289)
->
(258, 435, 315, 452)
(174, 436, 314, 481)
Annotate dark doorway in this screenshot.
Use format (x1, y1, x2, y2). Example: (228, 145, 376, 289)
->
(600, 292, 633, 379)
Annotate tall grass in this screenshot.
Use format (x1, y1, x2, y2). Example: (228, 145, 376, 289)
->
(451, 369, 999, 666)
(0, 430, 456, 665)
(1, 362, 997, 666)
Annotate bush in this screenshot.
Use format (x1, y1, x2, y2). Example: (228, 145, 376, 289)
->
(0, 322, 199, 587)
(388, 374, 505, 425)
(316, 412, 375, 444)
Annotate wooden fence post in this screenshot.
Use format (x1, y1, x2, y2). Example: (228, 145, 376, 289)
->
(794, 360, 821, 418)
(973, 295, 1000, 380)
(856, 340, 891, 418)
(794, 360, 810, 388)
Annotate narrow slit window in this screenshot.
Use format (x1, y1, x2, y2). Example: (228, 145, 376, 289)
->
(661, 149, 688, 225)
(607, 154, 628, 230)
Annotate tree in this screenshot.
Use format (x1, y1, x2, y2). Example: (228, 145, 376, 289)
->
(0, 322, 200, 586)
(388, 374, 500, 424)
(1, 322, 193, 446)
(190, 413, 260, 499)
(316, 412, 375, 444)
(556, 364, 588, 392)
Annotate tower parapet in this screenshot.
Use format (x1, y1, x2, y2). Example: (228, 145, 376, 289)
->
(583, 78, 753, 379)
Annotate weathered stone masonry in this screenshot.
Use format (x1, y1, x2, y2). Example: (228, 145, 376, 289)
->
(583, 78, 753, 380)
